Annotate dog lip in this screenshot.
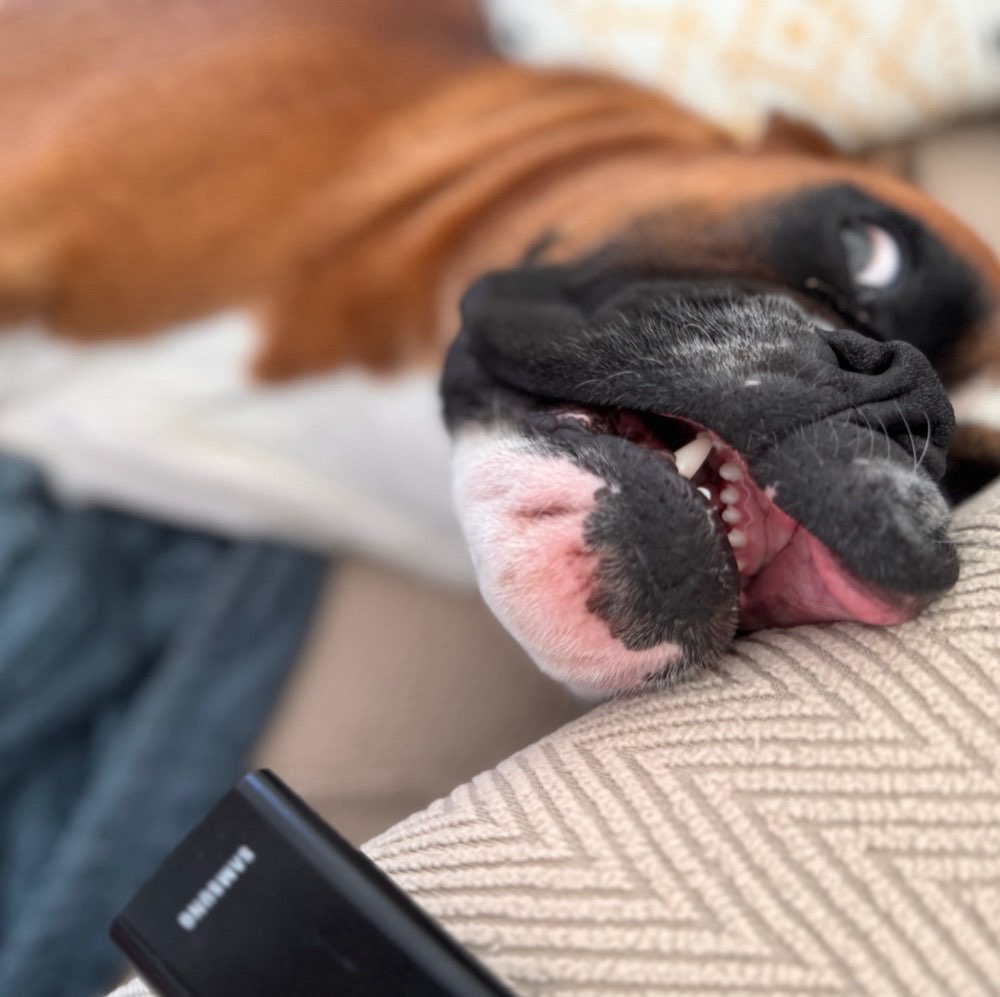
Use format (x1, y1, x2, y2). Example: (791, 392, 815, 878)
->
(672, 421, 936, 626)
(552, 407, 935, 630)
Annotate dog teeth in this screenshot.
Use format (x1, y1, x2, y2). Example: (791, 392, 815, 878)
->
(719, 462, 741, 482)
(720, 486, 740, 504)
(697, 486, 711, 501)
(674, 434, 712, 479)
(728, 529, 748, 548)
(721, 507, 742, 524)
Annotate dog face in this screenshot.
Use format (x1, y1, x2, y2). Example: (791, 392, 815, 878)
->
(441, 177, 989, 697)
(563, 178, 995, 373)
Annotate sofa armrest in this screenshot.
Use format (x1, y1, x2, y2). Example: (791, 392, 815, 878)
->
(106, 453, 1000, 996)
(363, 478, 1000, 995)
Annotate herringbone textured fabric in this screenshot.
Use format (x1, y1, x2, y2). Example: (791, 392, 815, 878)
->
(365, 483, 1000, 996)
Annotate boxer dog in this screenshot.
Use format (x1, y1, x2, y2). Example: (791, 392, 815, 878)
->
(2, 0, 1000, 695)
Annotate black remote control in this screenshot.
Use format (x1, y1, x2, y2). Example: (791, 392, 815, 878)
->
(111, 770, 516, 996)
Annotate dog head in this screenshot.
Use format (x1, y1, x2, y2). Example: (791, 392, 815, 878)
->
(442, 167, 999, 697)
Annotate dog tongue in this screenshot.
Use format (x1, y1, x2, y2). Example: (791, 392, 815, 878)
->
(672, 424, 927, 631)
(738, 506, 925, 629)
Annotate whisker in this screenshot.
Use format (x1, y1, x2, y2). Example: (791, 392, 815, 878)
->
(870, 410, 892, 462)
(915, 411, 932, 473)
(851, 405, 875, 461)
(894, 402, 917, 473)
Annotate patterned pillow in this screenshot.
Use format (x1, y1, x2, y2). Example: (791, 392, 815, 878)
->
(484, 0, 1000, 147)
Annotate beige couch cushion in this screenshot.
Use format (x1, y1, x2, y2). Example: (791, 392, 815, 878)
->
(109, 479, 1000, 995)
(913, 117, 1000, 247)
(363, 473, 1000, 996)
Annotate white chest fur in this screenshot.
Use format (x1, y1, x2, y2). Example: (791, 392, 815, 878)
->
(0, 311, 473, 583)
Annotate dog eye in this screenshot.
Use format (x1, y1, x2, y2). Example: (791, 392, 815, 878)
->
(840, 221, 902, 289)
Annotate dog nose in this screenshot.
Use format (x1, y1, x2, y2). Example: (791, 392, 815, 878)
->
(820, 327, 911, 378)
(817, 327, 955, 478)
(818, 327, 943, 396)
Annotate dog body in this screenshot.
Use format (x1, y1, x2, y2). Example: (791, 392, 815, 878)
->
(3, 0, 1000, 692)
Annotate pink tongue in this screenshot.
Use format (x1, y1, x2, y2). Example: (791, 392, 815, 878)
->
(662, 419, 928, 632)
(739, 522, 925, 629)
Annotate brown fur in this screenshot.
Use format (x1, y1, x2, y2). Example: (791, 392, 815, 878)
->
(3, 0, 1000, 423)
(0, 0, 492, 341)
